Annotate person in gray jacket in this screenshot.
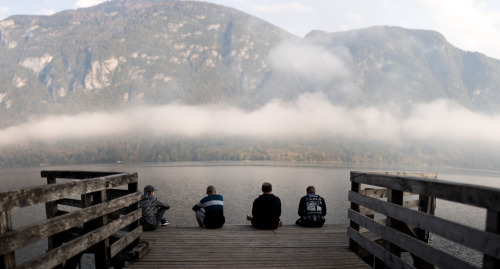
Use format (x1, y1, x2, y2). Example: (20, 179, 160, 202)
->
(139, 185, 170, 231)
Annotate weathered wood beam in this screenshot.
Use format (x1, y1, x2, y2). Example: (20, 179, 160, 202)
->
(351, 172, 500, 211)
(41, 171, 121, 179)
(348, 180, 361, 253)
(0, 173, 138, 211)
(0, 210, 15, 269)
(0, 192, 140, 255)
(386, 189, 404, 258)
(44, 176, 63, 269)
(347, 227, 413, 269)
(349, 191, 500, 259)
(110, 226, 143, 258)
(87, 190, 110, 269)
(483, 209, 500, 269)
(14, 210, 140, 269)
(359, 188, 415, 198)
(56, 198, 82, 208)
(348, 209, 476, 269)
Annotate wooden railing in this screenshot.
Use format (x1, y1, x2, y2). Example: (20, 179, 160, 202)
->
(0, 171, 146, 269)
(348, 171, 500, 269)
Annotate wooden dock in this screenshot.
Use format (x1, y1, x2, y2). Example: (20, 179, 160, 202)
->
(4, 170, 499, 268)
(124, 224, 371, 268)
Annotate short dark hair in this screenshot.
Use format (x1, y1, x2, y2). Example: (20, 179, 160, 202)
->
(306, 186, 315, 194)
(207, 185, 216, 194)
(144, 185, 155, 193)
(262, 182, 272, 193)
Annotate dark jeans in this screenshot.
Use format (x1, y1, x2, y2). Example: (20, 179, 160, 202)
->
(295, 216, 325, 228)
(142, 207, 167, 231)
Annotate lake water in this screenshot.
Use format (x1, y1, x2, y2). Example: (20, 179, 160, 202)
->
(2, 161, 500, 267)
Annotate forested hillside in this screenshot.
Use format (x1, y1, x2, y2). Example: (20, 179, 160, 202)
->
(1, 0, 500, 169)
(1, 136, 498, 170)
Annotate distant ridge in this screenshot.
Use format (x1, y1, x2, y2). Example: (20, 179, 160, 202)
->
(1, 0, 500, 128)
(0, 0, 296, 128)
(303, 26, 500, 113)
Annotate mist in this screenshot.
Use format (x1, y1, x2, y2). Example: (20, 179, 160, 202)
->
(268, 40, 351, 84)
(2, 38, 499, 153)
(1, 93, 499, 147)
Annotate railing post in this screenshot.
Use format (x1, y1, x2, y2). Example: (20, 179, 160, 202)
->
(0, 210, 15, 269)
(416, 194, 436, 243)
(128, 181, 140, 235)
(81, 190, 111, 269)
(92, 190, 110, 269)
(483, 210, 500, 268)
(386, 189, 404, 259)
(416, 174, 437, 245)
(348, 178, 360, 254)
(44, 175, 64, 269)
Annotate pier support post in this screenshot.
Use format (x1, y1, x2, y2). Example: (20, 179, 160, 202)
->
(415, 195, 435, 243)
(128, 181, 140, 242)
(44, 176, 64, 269)
(82, 190, 111, 269)
(386, 189, 404, 259)
(0, 210, 15, 269)
(483, 210, 500, 269)
(348, 180, 361, 254)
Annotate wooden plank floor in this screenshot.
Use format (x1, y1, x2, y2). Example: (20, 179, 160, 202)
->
(124, 224, 371, 268)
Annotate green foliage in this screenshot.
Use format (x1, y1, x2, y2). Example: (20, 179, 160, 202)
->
(1, 136, 499, 170)
(3, 1, 500, 130)
(0, 0, 302, 128)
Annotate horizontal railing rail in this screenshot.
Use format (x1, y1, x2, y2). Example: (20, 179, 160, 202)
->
(0, 170, 144, 269)
(348, 171, 500, 269)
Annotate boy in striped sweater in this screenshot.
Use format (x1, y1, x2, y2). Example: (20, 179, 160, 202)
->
(192, 185, 225, 229)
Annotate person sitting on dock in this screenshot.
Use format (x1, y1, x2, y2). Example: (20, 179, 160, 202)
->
(295, 186, 326, 228)
(247, 182, 283, 229)
(139, 185, 171, 231)
(192, 185, 225, 229)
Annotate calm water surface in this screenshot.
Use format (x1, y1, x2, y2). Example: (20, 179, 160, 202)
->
(1, 161, 500, 267)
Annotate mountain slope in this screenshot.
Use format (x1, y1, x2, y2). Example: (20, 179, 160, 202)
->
(0, 0, 297, 128)
(2, 0, 500, 169)
(2, 1, 500, 129)
(304, 27, 500, 113)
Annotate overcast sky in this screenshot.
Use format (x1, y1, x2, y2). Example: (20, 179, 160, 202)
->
(1, 0, 500, 60)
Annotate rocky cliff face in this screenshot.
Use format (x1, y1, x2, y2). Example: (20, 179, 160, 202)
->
(0, 0, 296, 128)
(302, 27, 500, 113)
(1, 0, 500, 130)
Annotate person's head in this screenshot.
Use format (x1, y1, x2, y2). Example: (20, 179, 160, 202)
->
(306, 186, 315, 194)
(144, 185, 155, 195)
(261, 182, 272, 193)
(206, 185, 216, 195)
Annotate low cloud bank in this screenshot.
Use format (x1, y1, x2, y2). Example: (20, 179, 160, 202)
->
(1, 93, 499, 146)
(268, 40, 351, 84)
(2, 38, 498, 147)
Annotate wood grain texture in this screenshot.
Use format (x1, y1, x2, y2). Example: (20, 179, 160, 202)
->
(124, 224, 371, 269)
